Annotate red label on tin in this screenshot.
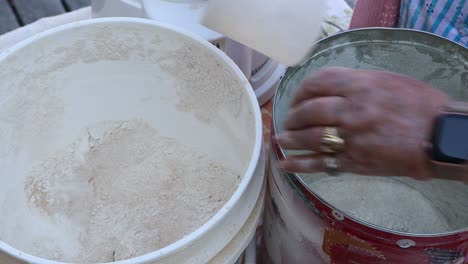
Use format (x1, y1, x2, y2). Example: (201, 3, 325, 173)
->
(323, 228, 386, 264)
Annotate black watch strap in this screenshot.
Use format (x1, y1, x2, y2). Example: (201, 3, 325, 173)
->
(430, 102, 468, 183)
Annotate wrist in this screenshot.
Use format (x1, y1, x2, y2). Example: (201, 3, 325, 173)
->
(442, 100, 468, 112)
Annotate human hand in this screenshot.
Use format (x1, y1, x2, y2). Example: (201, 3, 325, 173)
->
(274, 67, 450, 179)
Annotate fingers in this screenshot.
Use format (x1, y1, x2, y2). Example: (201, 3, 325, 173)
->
(278, 153, 347, 174)
(290, 67, 356, 107)
(284, 96, 345, 130)
(279, 155, 323, 173)
(274, 126, 345, 151)
(273, 127, 323, 150)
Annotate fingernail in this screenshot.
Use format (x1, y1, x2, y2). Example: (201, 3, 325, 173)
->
(279, 160, 297, 173)
(272, 135, 280, 144)
(273, 133, 290, 144)
(278, 160, 287, 168)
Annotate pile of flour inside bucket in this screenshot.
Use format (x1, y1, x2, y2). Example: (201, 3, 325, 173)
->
(14, 119, 240, 263)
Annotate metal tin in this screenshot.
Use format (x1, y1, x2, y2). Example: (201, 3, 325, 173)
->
(265, 28, 468, 263)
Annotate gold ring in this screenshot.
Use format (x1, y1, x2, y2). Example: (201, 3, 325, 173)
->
(320, 127, 344, 154)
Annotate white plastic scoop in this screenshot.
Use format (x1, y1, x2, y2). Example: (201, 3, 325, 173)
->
(201, 0, 326, 67)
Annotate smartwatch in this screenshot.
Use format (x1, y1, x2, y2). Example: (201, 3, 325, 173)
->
(431, 101, 468, 182)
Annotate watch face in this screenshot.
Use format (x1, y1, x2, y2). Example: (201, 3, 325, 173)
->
(432, 113, 468, 163)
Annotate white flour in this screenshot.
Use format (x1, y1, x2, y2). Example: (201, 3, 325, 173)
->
(20, 119, 240, 262)
(309, 174, 452, 233)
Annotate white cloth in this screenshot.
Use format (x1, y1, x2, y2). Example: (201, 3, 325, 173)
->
(0, 7, 91, 54)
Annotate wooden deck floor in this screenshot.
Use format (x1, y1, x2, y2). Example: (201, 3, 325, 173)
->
(0, 0, 90, 35)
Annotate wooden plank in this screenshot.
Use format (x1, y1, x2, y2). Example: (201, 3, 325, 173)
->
(63, 0, 90, 11)
(12, 0, 65, 25)
(0, 0, 19, 34)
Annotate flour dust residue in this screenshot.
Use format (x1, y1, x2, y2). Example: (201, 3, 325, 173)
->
(310, 174, 452, 233)
(20, 119, 240, 263)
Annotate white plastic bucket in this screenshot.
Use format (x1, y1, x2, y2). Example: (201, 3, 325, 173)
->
(0, 18, 264, 264)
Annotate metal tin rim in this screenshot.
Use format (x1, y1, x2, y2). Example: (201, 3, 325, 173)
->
(272, 27, 468, 237)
